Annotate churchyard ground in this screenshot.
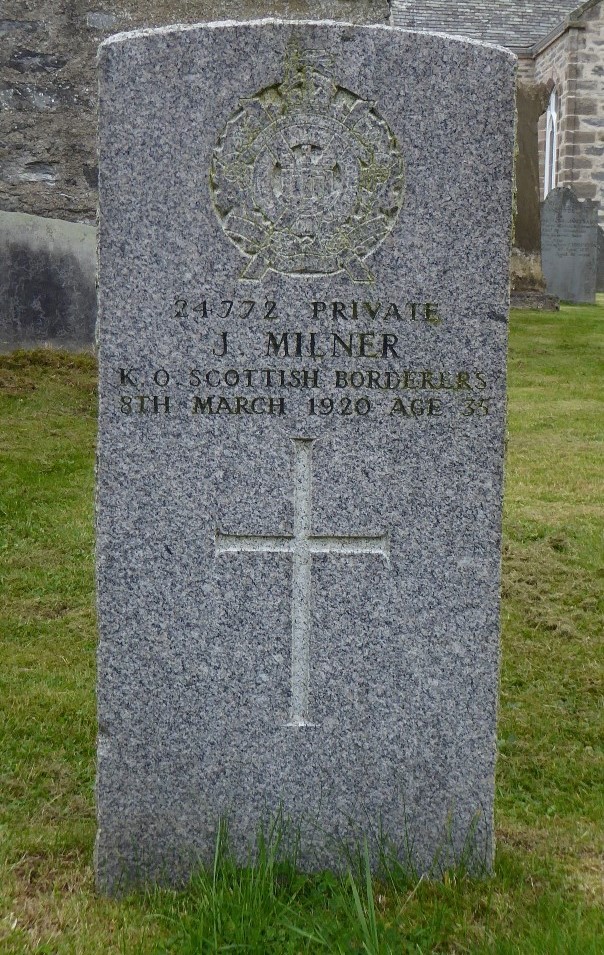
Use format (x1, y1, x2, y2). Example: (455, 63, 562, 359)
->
(0, 304, 602, 953)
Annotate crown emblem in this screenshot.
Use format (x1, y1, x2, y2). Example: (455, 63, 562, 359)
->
(210, 44, 405, 283)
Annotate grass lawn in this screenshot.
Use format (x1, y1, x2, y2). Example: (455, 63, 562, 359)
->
(0, 305, 602, 953)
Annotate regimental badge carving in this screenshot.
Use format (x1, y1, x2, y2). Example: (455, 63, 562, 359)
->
(210, 45, 405, 283)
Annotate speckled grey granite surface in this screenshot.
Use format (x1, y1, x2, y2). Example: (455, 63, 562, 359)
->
(95, 19, 516, 893)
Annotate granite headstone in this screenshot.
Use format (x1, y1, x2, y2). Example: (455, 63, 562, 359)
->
(541, 187, 599, 304)
(96, 20, 516, 893)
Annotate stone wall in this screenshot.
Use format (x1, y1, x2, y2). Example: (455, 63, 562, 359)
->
(516, 56, 536, 84)
(535, 2, 604, 224)
(0, 1, 389, 225)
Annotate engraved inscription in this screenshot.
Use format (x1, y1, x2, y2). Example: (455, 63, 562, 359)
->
(117, 297, 493, 422)
(172, 298, 441, 325)
(215, 438, 389, 726)
(210, 45, 405, 282)
(116, 363, 492, 419)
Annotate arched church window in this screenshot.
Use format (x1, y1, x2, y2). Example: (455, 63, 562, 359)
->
(544, 88, 558, 197)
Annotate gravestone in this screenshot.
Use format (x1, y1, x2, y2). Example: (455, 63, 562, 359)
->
(596, 225, 604, 294)
(0, 210, 96, 351)
(541, 187, 599, 304)
(96, 20, 516, 893)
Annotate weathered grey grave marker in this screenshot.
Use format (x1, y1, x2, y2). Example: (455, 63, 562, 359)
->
(96, 20, 516, 892)
(541, 187, 599, 304)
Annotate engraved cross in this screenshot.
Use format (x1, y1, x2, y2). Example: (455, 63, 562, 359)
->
(215, 438, 390, 726)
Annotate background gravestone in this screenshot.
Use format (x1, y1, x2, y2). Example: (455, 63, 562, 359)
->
(96, 20, 516, 893)
(541, 187, 599, 304)
(597, 225, 604, 294)
(0, 210, 96, 351)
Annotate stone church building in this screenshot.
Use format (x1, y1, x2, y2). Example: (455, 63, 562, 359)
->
(1, 1, 602, 346)
(393, 0, 604, 236)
